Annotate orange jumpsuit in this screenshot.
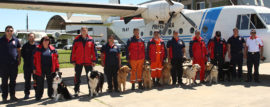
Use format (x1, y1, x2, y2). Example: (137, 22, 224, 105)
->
(147, 38, 166, 79)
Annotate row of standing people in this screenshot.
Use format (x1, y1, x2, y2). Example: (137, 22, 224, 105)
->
(0, 26, 264, 103)
(126, 27, 264, 91)
(0, 25, 61, 102)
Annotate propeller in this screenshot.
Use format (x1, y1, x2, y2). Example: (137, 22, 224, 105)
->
(165, 0, 174, 5)
(161, 0, 198, 35)
(179, 12, 198, 29)
(162, 12, 175, 35)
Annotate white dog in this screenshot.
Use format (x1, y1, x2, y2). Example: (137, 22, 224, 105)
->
(184, 64, 201, 85)
(205, 62, 218, 84)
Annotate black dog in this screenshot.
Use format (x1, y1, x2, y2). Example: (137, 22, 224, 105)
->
(222, 62, 233, 82)
(52, 72, 72, 101)
(88, 71, 104, 97)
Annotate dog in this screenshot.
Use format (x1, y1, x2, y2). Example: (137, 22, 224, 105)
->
(184, 64, 201, 85)
(222, 62, 233, 81)
(88, 71, 104, 97)
(117, 65, 131, 92)
(142, 64, 152, 89)
(205, 62, 218, 84)
(159, 62, 172, 85)
(52, 72, 72, 101)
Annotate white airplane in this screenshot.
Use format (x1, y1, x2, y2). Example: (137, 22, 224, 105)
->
(1, 0, 270, 62)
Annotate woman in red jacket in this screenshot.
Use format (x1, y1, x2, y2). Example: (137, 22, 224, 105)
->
(33, 36, 59, 101)
(189, 30, 208, 84)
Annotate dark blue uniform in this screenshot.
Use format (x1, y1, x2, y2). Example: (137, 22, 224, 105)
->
(227, 36, 245, 80)
(167, 37, 185, 84)
(207, 37, 227, 81)
(0, 36, 21, 100)
(101, 43, 120, 91)
(21, 42, 37, 96)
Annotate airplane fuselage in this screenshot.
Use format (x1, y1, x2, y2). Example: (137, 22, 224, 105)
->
(110, 5, 270, 62)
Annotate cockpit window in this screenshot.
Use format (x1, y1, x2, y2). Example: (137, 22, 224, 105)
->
(250, 14, 265, 29)
(259, 13, 270, 25)
(236, 14, 266, 30)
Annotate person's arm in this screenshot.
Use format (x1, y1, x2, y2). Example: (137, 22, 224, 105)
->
(189, 41, 194, 60)
(55, 50, 60, 72)
(260, 46, 264, 59)
(259, 38, 264, 59)
(126, 39, 130, 61)
(227, 44, 231, 59)
(70, 40, 77, 65)
(163, 42, 167, 63)
(182, 47, 186, 58)
(17, 48, 21, 65)
(118, 53, 121, 68)
(100, 45, 105, 67)
(243, 42, 247, 59)
(146, 41, 150, 61)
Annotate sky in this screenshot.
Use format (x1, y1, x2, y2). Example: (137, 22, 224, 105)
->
(0, 0, 148, 31)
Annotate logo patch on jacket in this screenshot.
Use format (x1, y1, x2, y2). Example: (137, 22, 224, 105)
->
(12, 41, 16, 45)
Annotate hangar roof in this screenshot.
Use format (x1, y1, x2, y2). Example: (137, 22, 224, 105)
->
(46, 15, 103, 30)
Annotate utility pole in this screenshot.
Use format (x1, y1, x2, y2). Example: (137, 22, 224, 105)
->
(26, 13, 29, 32)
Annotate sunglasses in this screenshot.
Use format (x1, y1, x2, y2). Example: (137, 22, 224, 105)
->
(6, 30, 13, 32)
(44, 39, 50, 41)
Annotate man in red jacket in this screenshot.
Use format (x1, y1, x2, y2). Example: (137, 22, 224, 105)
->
(207, 31, 227, 81)
(126, 28, 145, 90)
(189, 30, 208, 84)
(71, 27, 97, 96)
(146, 30, 167, 86)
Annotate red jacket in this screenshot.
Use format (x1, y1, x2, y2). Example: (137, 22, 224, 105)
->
(71, 35, 97, 65)
(146, 38, 167, 62)
(33, 45, 59, 76)
(126, 36, 145, 60)
(189, 36, 208, 62)
(207, 37, 227, 59)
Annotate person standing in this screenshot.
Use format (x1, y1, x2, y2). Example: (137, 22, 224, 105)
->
(101, 35, 121, 92)
(146, 30, 167, 86)
(0, 25, 21, 103)
(21, 33, 37, 99)
(189, 30, 208, 84)
(207, 31, 227, 81)
(126, 28, 145, 90)
(227, 28, 246, 81)
(245, 29, 264, 83)
(71, 27, 97, 96)
(167, 31, 185, 85)
(33, 36, 59, 101)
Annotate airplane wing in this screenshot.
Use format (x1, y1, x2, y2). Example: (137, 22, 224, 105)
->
(0, 0, 146, 17)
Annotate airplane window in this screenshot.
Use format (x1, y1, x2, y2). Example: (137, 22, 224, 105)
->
(236, 15, 241, 29)
(250, 14, 265, 29)
(202, 26, 208, 33)
(179, 28, 183, 34)
(168, 29, 172, 35)
(260, 13, 270, 25)
(141, 32, 144, 36)
(190, 27, 195, 33)
(150, 31, 153, 36)
(240, 15, 249, 30)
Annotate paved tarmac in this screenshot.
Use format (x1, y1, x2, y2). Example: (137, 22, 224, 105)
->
(1, 63, 270, 107)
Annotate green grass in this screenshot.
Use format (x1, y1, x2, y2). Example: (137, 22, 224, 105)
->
(18, 49, 128, 73)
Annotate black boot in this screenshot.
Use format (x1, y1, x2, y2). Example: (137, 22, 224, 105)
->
(152, 78, 156, 87)
(138, 82, 143, 90)
(156, 78, 161, 86)
(131, 83, 135, 90)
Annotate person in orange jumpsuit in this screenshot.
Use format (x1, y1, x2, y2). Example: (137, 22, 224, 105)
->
(126, 28, 145, 90)
(189, 30, 208, 84)
(147, 30, 167, 86)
